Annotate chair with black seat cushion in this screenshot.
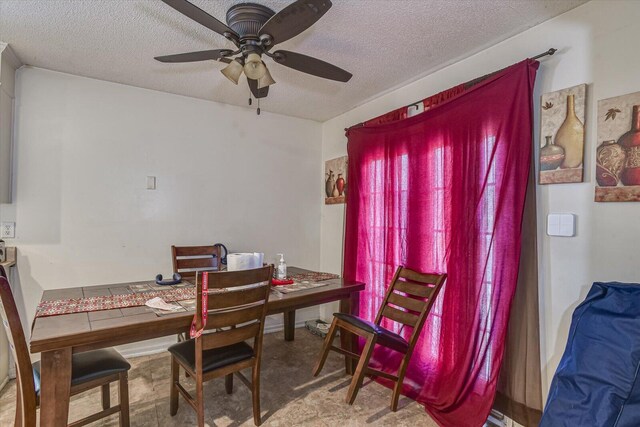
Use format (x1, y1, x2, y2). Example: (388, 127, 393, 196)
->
(313, 266, 447, 411)
(168, 265, 273, 427)
(0, 268, 131, 427)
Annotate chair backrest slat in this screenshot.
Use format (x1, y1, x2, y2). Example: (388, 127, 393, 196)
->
(0, 269, 38, 422)
(208, 284, 269, 311)
(397, 268, 442, 285)
(202, 269, 271, 290)
(173, 245, 219, 257)
(175, 257, 217, 271)
(201, 323, 261, 350)
(207, 305, 265, 329)
(375, 266, 447, 336)
(387, 292, 425, 314)
(381, 305, 420, 326)
(393, 280, 436, 298)
(172, 245, 221, 281)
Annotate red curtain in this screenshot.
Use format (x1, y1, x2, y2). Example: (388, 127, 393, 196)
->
(344, 59, 539, 427)
(362, 107, 409, 127)
(423, 83, 466, 112)
(361, 84, 466, 127)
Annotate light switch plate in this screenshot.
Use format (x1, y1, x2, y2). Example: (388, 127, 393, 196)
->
(547, 213, 575, 237)
(1, 222, 15, 238)
(146, 176, 156, 190)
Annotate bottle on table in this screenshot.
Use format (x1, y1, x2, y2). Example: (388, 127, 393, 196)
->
(276, 253, 287, 280)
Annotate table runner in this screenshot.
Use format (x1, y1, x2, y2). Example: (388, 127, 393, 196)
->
(34, 271, 340, 318)
(287, 271, 339, 282)
(35, 286, 196, 318)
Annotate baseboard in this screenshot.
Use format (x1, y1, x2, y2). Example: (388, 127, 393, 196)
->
(116, 312, 318, 359)
(264, 318, 309, 334)
(0, 376, 8, 393)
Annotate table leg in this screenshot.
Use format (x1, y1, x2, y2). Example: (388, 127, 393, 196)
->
(284, 310, 296, 341)
(340, 295, 358, 375)
(40, 348, 72, 427)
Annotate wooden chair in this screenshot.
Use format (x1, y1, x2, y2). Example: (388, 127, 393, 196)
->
(171, 245, 225, 343)
(0, 267, 131, 427)
(168, 265, 273, 426)
(171, 245, 223, 282)
(313, 266, 447, 411)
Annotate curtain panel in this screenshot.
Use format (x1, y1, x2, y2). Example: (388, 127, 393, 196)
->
(344, 60, 539, 427)
(494, 159, 543, 425)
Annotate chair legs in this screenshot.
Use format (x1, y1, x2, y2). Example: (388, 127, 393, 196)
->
(252, 366, 262, 426)
(312, 318, 339, 377)
(225, 374, 233, 394)
(119, 372, 130, 427)
(390, 353, 412, 412)
(313, 319, 412, 410)
(101, 384, 110, 410)
(170, 358, 262, 426)
(14, 376, 25, 427)
(345, 334, 377, 405)
(169, 357, 179, 416)
(196, 376, 205, 427)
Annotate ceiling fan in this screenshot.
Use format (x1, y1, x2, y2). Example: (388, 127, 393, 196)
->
(154, 0, 353, 100)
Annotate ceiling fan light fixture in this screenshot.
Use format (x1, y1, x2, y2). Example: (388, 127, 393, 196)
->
(258, 65, 276, 89)
(221, 59, 243, 84)
(155, 0, 352, 100)
(244, 53, 267, 80)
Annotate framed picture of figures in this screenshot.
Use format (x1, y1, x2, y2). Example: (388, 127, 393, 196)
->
(325, 156, 347, 204)
(595, 91, 640, 202)
(539, 84, 586, 184)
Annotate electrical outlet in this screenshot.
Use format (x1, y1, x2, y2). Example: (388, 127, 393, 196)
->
(1, 222, 15, 238)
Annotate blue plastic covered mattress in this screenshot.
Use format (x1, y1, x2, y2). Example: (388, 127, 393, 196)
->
(540, 282, 640, 427)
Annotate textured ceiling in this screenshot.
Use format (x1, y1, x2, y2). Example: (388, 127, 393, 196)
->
(0, 0, 586, 121)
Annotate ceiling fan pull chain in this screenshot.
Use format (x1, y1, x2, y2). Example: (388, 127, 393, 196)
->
(257, 98, 261, 116)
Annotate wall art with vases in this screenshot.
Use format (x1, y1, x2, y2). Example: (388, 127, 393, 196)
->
(595, 91, 640, 202)
(539, 84, 586, 184)
(325, 156, 347, 204)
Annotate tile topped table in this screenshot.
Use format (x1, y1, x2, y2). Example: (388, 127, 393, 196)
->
(29, 267, 364, 427)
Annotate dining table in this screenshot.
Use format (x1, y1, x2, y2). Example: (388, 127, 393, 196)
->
(29, 267, 364, 427)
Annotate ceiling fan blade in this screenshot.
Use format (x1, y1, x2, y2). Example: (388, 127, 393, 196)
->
(155, 49, 232, 63)
(272, 50, 352, 82)
(248, 78, 269, 99)
(259, 0, 332, 46)
(161, 0, 239, 41)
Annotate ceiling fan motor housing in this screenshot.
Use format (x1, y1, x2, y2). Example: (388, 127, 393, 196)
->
(226, 3, 275, 42)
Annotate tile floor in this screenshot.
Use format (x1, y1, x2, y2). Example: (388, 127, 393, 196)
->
(0, 328, 437, 426)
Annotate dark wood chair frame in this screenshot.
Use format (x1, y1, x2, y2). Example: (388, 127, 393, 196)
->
(313, 266, 447, 411)
(0, 267, 130, 427)
(171, 244, 223, 344)
(169, 265, 273, 427)
(171, 244, 223, 282)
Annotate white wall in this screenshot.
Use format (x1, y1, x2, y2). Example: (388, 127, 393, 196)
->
(0, 43, 20, 388)
(0, 67, 322, 356)
(320, 0, 640, 400)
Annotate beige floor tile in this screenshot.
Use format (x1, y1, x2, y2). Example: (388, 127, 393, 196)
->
(0, 328, 438, 426)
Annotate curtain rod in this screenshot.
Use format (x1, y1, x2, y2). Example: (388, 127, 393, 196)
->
(345, 48, 557, 132)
